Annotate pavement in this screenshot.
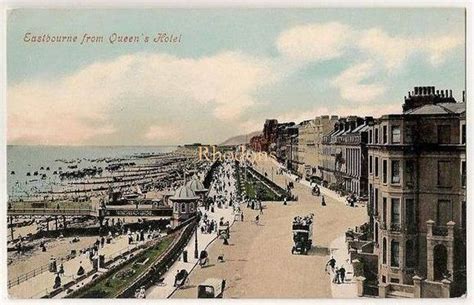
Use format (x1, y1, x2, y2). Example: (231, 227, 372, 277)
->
(172, 157, 367, 298)
(8, 234, 148, 298)
(146, 161, 237, 299)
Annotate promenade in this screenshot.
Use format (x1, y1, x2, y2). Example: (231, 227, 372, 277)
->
(9, 234, 148, 298)
(147, 161, 237, 299)
(172, 157, 368, 298)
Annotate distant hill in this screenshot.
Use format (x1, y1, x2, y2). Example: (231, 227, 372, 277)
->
(219, 131, 261, 146)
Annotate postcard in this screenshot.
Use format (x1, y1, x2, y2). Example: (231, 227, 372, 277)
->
(5, 7, 467, 299)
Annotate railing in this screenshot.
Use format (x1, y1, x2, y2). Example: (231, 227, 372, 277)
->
(432, 225, 449, 236)
(8, 264, 49, 289)
(8, 251, 78, 289)
(390, 223, 402, 232)
(7, 208, 96, 216)
(363, 282, 379, 296)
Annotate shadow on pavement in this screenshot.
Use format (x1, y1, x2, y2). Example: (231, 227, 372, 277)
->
(307, 245, 330, 256)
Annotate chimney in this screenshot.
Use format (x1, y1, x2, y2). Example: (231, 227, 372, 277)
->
(445, 89, 448, 97)
(450, 90, 452, 98)
(436, 90, 440, 96)
(441, 90, 445, 97)
(414, 87, 419, 95)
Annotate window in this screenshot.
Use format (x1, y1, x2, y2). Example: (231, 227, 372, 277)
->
(375, 128, 379, 144)
(375, 223, 379, 245)
(391, 198, 401, 225)
(391, 160, 400, 184)
(405, 160, 415, 186)
(461, 124, 466, 144)
(437, 161, 451, 187)
(462, 201, 466, 231)
(405, 125, 414, 143)
(391, 126, 401, 144)
(369, 184, 373, 211)
(437, 200, 452, 226)
(383, 126, 388, 143)
(461, 161, 466, 188)
(375, 157, 379, 177)
(406, 240, 416, 268)
(382, 238, 387, 264)
(369, 156, 373, 174)
(382, 160, 387, 183)
(369, 130, 373, 144)
(382, 197, 387, 224)
(181, 203, 186, 213)
(375, 188, 379, 215)
(406, 198, 415, 225)
(391, 240, 400, 267)
(437, 125, 451, 144)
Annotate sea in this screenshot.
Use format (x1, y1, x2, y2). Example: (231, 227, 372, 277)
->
(7, 145, 177, 198)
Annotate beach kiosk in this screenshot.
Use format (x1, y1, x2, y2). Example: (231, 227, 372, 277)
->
(169, 185, 199, 228)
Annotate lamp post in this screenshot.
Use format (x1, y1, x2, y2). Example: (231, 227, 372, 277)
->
(194, 210, 199, 259)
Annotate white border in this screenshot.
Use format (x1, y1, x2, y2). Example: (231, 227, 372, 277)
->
(0, 1, 471, 305)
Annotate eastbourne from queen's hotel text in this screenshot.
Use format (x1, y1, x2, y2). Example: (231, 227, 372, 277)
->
(5, 7, 467, 299)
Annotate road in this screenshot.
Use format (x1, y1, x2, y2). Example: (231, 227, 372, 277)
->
(172, 157, 368, 298)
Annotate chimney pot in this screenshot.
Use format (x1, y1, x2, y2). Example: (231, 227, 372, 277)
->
(445, 89, 448, 97)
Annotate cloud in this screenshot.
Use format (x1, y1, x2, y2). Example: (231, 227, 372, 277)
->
(330, 61, 386, 103)
(357, 28, 464, 70)
(277, 22, 352, 62)
(8, 22, 463, 145)
(144, 124, 183, 142)
(8, 52, 277, 144)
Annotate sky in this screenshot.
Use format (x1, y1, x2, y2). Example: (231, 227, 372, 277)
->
(7, 8, 466, 146)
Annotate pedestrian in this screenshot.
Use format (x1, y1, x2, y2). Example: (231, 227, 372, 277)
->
(53, 273, 61, 289)
(283, 197, 287, 206)
(321, 195, 326, 206)
(241, 212, 244, 222)
(259, 203, 263, 215)
(339, 266, 346, 283)
(333, 267, 341, 284)
(326, 257, 336, 273)
(255, 215, 259, 225)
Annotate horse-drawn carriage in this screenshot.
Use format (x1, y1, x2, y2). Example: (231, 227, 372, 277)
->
(199, 250, 209, 267)
(174, 269, 190, 288)
(311, 185, 320, 196)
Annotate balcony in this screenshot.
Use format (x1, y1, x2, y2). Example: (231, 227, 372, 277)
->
(427, 220, 455, 240)
(432, 225, 449, 236)
(390, 223, 402, 232)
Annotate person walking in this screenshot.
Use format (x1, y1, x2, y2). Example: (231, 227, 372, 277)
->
(326, 257, 336, 273)
(334, 267, 341, 284)
(339, 266, 346, 283)
(241, 212, 244, 222)
(255, 215, 259, 225)
(283, 197, 287, 206)
(321, 195, 326, 206)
